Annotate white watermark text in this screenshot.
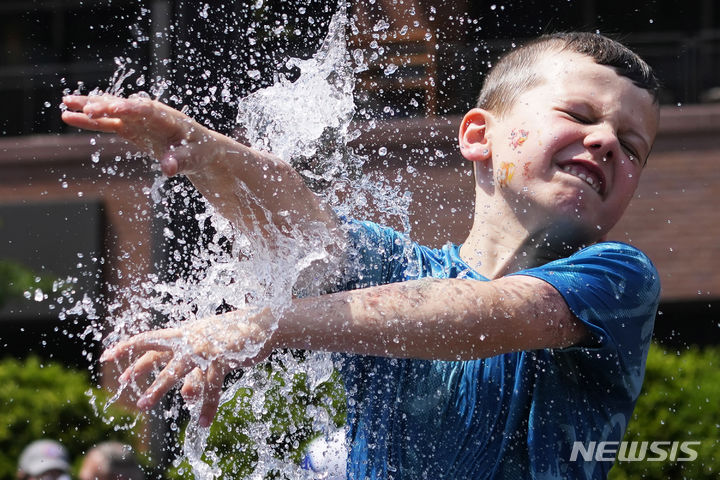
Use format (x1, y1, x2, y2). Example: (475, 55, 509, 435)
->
(570, 441, 701, 462)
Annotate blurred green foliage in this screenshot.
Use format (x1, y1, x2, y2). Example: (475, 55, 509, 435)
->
(0, 356, 141, 478)
(0, 259, 55, 309)
(609, 343, 720, 479)
(169, 360, 346, 479)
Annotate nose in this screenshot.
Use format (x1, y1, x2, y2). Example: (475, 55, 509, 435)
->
(583, 123, 620, 162)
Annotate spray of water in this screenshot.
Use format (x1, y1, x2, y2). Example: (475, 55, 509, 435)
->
(64, 1, 411, 478)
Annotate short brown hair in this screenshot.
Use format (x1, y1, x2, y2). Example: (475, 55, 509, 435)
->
(476, 32, 660, 116)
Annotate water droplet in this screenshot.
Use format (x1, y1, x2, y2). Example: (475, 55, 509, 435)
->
(34, 288, 44, 302)
(373, 19, 390, 32)
(199, 3, 210, 18)
(378, 147, 388, 156)
(384, 63, 398, 75)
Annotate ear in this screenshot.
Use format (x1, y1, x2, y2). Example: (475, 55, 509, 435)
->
(459, 108, 493, 162)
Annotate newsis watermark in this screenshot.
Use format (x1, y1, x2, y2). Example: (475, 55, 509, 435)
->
(570, 441, 701, 462)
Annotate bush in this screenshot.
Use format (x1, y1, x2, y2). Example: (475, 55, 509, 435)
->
(0, 356, 140, 478)
(609, 343, 720, 479)
(168, 356, 346, 480)
(0, 259, 55, 309)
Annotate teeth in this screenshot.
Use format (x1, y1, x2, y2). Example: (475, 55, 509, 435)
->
(561, 165, 601, 194)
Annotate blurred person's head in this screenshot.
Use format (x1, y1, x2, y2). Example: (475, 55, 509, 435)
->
(17, 439, 71, 480)
(78, 442, 143, 480)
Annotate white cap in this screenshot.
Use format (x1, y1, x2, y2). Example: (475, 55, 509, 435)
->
(18, 440, 71, 476)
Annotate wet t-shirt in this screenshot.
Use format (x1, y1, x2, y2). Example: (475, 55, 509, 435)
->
(337, 219, 660, 480)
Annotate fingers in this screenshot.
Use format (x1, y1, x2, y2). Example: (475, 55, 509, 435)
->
(63, 94, 145, 116)
(61, 111, 124, 133)
(200, 365, 225, 427)
(137, 355, 195, 410)
(61, 95, 151, 135)
(100, 328, 178, 364)
(61, 95, 136, 135)
(61, 95, 91, 110)
(181, 364, 226, 428)
(62, 94, 188, 133)
(118, 350, 171, 384)
(102, 331, 181, 410)
(180, 367, 205, 403)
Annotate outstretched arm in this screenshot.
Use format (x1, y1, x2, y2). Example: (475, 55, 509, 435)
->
(278, 274, 587, 359)
(102, 274, 587, 426)
(61, 95, 344, 255)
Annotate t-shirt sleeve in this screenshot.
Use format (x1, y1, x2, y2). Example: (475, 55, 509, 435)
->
(516, 242, 660, 401)
(340, 218, 413, 288)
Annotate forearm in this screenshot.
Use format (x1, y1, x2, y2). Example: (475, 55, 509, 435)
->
(185, 130, 339, 236)
(60, 95, 341, 243)
(273, 275, 587, 360)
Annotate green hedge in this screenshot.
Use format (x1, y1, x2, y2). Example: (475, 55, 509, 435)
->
(0, 356, 140, 478)
(0, 259, 55, 309)
(169, 358, 346, 480)
(609, 343, 720, 479)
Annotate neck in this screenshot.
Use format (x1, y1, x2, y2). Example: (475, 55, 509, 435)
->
(459, 196, 588, 279)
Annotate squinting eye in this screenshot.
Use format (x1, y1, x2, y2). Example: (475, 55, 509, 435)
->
(621, 142, 641, 163)
(566, 111, 591, 124)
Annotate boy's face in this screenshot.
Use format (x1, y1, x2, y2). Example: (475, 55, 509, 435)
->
(480, 50, 659, 242)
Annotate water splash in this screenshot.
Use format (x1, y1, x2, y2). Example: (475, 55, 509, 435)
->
(62, 1, 413, 478)
(237, 3, 355, 171)
(236, 2, 411, 229)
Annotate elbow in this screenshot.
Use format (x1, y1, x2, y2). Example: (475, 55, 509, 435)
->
(517, 277, 591, 350)
(544, 306, 590, 349)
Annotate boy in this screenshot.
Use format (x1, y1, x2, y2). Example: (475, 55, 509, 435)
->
(62, 32, 660, 479)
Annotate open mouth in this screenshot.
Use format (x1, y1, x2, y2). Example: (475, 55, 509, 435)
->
(558, 161, 606, 196)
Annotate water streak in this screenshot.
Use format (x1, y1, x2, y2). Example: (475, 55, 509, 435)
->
(65, 2, 412, 478)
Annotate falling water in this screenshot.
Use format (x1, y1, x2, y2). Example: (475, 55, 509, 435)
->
(64, 1, 410, 479)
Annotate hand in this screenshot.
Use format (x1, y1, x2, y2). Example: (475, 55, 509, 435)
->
(61, 94, 224, 177)
(101, 309, 275, 427)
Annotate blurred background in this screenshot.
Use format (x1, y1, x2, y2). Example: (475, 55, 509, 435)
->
(0, 0, 718, 478)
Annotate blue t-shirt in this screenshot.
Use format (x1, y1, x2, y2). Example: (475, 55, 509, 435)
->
(337, 219, 660, 480)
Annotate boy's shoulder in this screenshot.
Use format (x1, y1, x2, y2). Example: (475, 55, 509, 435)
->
(523, 241, 657, 278)
(517, 241, 660, 301)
